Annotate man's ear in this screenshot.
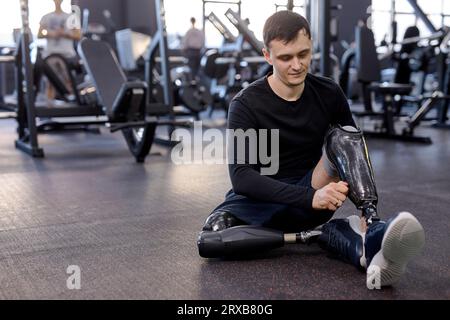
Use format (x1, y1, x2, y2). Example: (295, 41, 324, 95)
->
(262, 47, 273, 65)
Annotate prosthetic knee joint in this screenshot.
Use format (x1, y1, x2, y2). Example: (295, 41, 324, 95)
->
(325, 125, 380, 224)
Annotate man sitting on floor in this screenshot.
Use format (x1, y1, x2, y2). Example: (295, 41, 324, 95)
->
(197, 10, 425, 288)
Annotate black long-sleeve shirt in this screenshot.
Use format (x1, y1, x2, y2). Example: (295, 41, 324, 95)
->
(227, 73, 356, 209)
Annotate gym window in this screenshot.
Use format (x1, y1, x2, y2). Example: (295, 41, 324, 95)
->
(370, 0, 449, 46)
(0, 0, 73, 46)
(164, 0, 306, 48)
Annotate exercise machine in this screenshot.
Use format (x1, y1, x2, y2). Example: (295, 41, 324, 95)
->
(351, 25, 450, 143)
(199, 9, 268, 115)
(202, 0, 242, 38)
(404, 29, 450, 132)
(34, 50, 96, 107)
(0, 49, 16, 119)
(14, 0, 171, 162)
(206, 12, 237, 45)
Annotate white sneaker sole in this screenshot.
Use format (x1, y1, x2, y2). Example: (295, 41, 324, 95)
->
(367, 212, 425, 287)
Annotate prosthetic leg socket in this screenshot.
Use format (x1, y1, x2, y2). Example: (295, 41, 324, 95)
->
(325, 126, 380, 224)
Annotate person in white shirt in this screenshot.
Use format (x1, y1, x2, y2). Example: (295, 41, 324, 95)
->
(38, 0, 81, 100)
(182, 17, 205, 80)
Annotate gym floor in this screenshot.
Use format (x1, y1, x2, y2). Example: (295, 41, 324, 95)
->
(0, 118, 449, 300)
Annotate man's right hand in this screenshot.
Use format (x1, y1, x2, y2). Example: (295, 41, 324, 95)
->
(312, 181, 349, 211)
(45, 28, 65, 38)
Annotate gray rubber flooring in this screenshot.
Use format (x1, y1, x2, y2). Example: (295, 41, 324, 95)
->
(0, 118, 449, 300)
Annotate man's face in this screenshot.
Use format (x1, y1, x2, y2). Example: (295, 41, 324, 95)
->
(263, 29, 312, 88)
(54, 0, 63, 7)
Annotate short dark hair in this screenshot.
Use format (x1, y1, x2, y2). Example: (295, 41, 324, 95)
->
(263, 11, 311, 49)
(190, 17, 196, 24)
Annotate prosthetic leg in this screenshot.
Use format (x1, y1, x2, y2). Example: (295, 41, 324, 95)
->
(198, 226, 321, 258)
(198, 210, 322, 258)
(319, 126, 424, 285)
(324, 125, 379, 224)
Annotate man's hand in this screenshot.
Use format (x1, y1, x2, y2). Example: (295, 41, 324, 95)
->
(44, 28, 65, 38)
(312, 181, 349, 211)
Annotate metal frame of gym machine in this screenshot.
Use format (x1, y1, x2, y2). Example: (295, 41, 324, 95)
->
(206, 12, 237, 44)
(275, 0, 302, 12)
(306, 0, 343, 80)
(307, 0, 332, 77)
(0, 60, 16, 120)
(224, 8, 264, 54)
(202, 0, 241, 39)
(222, 8, 271, 80)
(145, 0, 193, 146)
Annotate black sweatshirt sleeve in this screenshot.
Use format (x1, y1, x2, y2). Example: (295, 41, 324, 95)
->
(227, 98, 316, 209)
